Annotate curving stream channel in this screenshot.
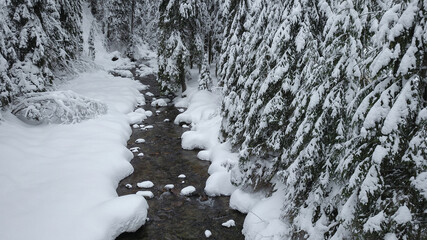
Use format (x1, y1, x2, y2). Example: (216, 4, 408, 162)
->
(115, 65, 245, 240)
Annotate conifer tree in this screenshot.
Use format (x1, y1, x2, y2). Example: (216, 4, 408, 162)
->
(218, 0, 427, 238)
(198, 54, 212, 91)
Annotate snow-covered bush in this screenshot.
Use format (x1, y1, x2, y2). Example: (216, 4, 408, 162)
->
(12, 90, 107, 124)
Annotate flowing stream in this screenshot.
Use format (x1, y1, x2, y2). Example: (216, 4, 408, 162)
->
(115, 66, 245, 240)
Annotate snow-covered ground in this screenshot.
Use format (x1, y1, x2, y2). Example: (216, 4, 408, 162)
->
(174, 68, 289, 239)
(0, 69, 150, 240)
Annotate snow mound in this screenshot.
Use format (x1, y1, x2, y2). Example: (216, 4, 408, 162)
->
(180, 186, 196, 196)
(136, 64, 155, 77)
(86, 195, 148, 239)
(109, 69, 133, 78)
(135, 138, 146, 143)
(127, 111, 148, 125)
(205, 171, 237, 196)
(12, 90, 108, 124)
(164, 184, 174, 190)
(222, 220, 236, 228)
(178, 174, 186, 179)
(204, 230, 212, 238)
(137, 181, 154, 188)
(230, 189, 262, 214)
(136, 191, 154, 199)
(151, 98, 169, 107)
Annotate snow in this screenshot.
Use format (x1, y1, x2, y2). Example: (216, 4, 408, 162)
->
(164, 118, 170, 122)
(178, 174, 186, 179)
(137, 181, 154, 188)
(145, 92, 154, 97)
(136, 64, 155, 77)
(180, 186, 196, 196)
(205, 171, 237, 196)
(110, 69, 134, 78)
(164, 184, 174, 190)
(0, 69, 148, 240)
(125, 184, 133, 189)
(363, 211, 385, 233)
(221, 219, 236, 228)
(230, 189, 263, 214)
(242, 184, 290, 239)
(151, 98, 169, 107)
(136, 191, 154, 199)
(411, 172, 427, 199)
(204, 230, 212, 238)
(137, 153, 144, 157)
(392, 205, 412, 224)
(135, 138, 146, 143)
(130, 147, 140, 153)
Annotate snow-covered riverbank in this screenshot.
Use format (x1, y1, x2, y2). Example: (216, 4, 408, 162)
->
(174, 70, 289, 239)
(0, 67, 149, 240)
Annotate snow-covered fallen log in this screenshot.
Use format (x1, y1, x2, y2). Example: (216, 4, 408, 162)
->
(12, 90, 108, 124)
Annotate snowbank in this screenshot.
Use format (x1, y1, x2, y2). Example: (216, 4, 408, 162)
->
(0, 71, 148, 240)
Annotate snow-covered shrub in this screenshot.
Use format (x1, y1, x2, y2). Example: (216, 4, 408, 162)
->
(12, 90, 107, 124)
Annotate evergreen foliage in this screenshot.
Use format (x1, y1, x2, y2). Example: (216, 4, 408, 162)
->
(157, 0, 209, 95)
(0, 0, 83, 108)
(219, 0, 427, 238)
(198, 53, 212, 91)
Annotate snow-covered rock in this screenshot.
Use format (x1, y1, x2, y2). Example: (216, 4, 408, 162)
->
(204, 230, 212, 238)
(137, 181, 154, 188)
(221, 220, 236, 228)
(180, 186, 196, 196)
(136, 191, 154, 199)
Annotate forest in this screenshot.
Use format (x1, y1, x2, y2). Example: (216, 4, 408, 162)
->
(0, 0, 426, 239)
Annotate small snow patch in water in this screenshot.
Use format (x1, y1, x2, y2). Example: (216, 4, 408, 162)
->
(164, 184, 174, 190)
(182, 124, 190, 128)
(204, 230, 212, 238)
(145, 92, 154, 97)
(136, 191, 154, 199)
(135, 138, 146, 143)
(137, 153, 144, 157)
(125, 184, 132, 189)
(145, 125, 154, 129)
(178, 174, 186, 179)
(180, 186, 196, 196)
(132, 124, 140, 129)
(178, 108, 185, 112)
(221, 219, 236, 228)
(137, 181, 154, 188)
(164, 119, 170, 122)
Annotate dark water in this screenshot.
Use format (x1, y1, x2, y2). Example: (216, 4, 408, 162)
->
(115, 65, 245, 240)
